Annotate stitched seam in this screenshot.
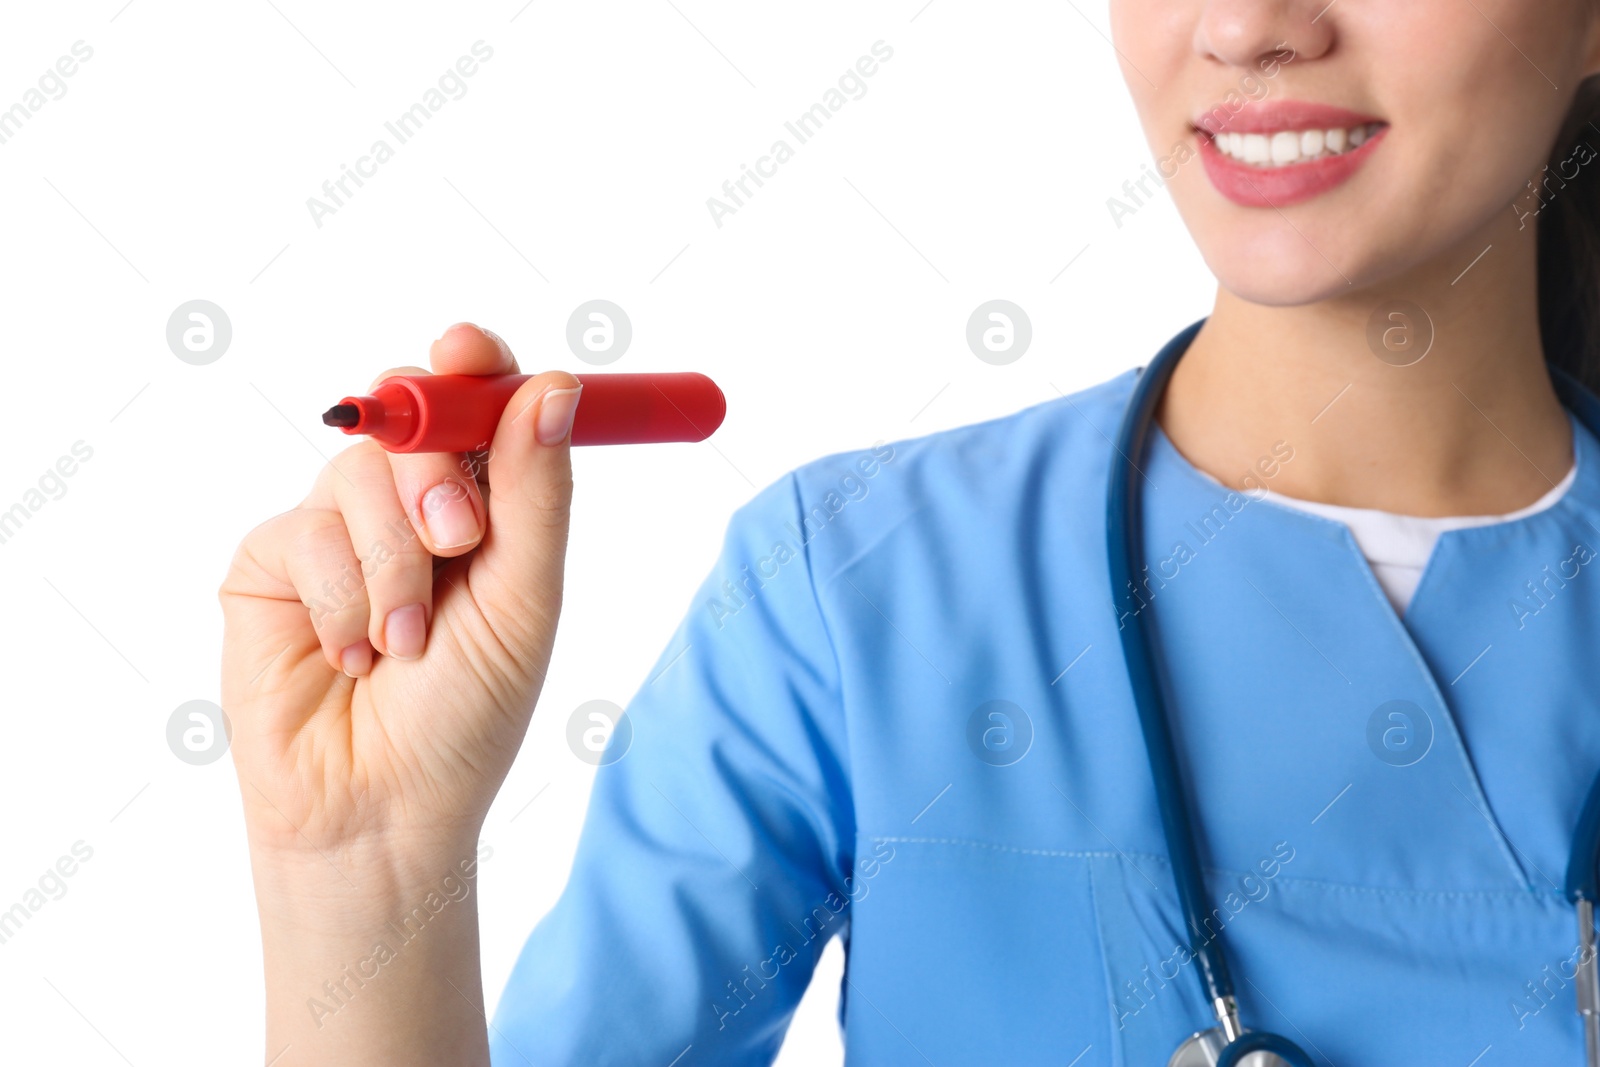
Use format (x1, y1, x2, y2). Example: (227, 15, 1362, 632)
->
(867, 836, 1563, 903)
(1083, 855, 1127, 1067)
(787, 469, 855, 880)
(870, 835, 1139, 859)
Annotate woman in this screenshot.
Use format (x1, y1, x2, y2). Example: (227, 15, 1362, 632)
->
(219, 1, 1600, 1063)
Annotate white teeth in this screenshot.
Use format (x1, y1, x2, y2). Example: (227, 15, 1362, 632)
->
(1210, 122, 1381, 166)
(1269, 130, 1299, 165)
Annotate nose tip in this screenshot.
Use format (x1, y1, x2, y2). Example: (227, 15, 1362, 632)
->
(1192, 0, 1331, 70)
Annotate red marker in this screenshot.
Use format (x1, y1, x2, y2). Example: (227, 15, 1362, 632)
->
(322, 372, 726, 453)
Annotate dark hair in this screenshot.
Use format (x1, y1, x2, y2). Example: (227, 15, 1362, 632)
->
(1539, 75, 1600, 392)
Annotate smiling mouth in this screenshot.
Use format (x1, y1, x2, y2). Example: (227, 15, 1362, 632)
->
(1198, 121, 1388, 168)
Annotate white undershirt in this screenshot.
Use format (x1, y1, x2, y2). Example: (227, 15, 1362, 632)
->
(1262, 462, 1578, 615)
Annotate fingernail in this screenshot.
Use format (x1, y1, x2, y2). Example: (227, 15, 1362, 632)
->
(384, 603, 427, 660)
(536, 385, 583, 446)
(421, 479, 480, 549)
(340, 641, 373, 678)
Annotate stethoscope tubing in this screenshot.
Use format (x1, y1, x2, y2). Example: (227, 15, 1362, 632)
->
(1106, 317, 1312, 1067)
(1106, 317, 1237, 1004)
(1111, 321, 1600, 1064)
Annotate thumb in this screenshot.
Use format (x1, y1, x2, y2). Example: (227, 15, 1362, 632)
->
(466, 369, 584, 661)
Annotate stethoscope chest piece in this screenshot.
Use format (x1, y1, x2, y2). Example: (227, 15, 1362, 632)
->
(1169, 1026, 1291, 1067)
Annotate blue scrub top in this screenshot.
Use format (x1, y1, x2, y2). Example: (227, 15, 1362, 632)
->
(490, 342, 1600, 1065)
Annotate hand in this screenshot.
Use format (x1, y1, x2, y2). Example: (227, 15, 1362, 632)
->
(219, 323, 583, 859)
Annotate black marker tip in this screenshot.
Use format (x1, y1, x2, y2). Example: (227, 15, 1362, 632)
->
(322, 403, 360, 428)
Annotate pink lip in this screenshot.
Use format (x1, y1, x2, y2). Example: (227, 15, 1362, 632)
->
(1192, 99, 1383, 135)
(1192, 100, 1388, 208)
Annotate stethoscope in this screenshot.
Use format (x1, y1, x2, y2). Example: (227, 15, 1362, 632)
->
(1107, 318, 1600, 1067)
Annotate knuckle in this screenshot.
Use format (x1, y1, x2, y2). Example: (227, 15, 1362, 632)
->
(218, 540, 257, 603)
(525, 479, 575, 526)
(360, 517, 431, 568)
(350, 533, 434, 606)
(314, 439, 384, 494)
(288, 509, 352, 558)
(309, 596, 368, 637)
(219, 509, 300, 604)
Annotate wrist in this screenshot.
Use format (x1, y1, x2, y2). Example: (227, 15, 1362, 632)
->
(250, 835, 494, 1067)
(249, 829, 493, 935)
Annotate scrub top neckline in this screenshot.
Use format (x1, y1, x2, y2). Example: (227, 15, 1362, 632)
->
(1140, 393, 1600, 631)
(1149, 407, 1582, 615)
(1143, 401, 1595, 551)
(1264, 456, 1577, 527)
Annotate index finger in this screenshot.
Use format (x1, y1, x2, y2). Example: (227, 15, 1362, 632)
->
(430, 322, 520, 375)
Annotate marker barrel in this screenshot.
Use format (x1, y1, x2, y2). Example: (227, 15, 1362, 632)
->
(332, 372, 726, 453)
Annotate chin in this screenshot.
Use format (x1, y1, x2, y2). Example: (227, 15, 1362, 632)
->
(1206, 262, 1359, 307)
(1188, 222, 1373, 307)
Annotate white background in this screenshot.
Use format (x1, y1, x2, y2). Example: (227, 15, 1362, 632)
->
(0, 1, 1215, 1063)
